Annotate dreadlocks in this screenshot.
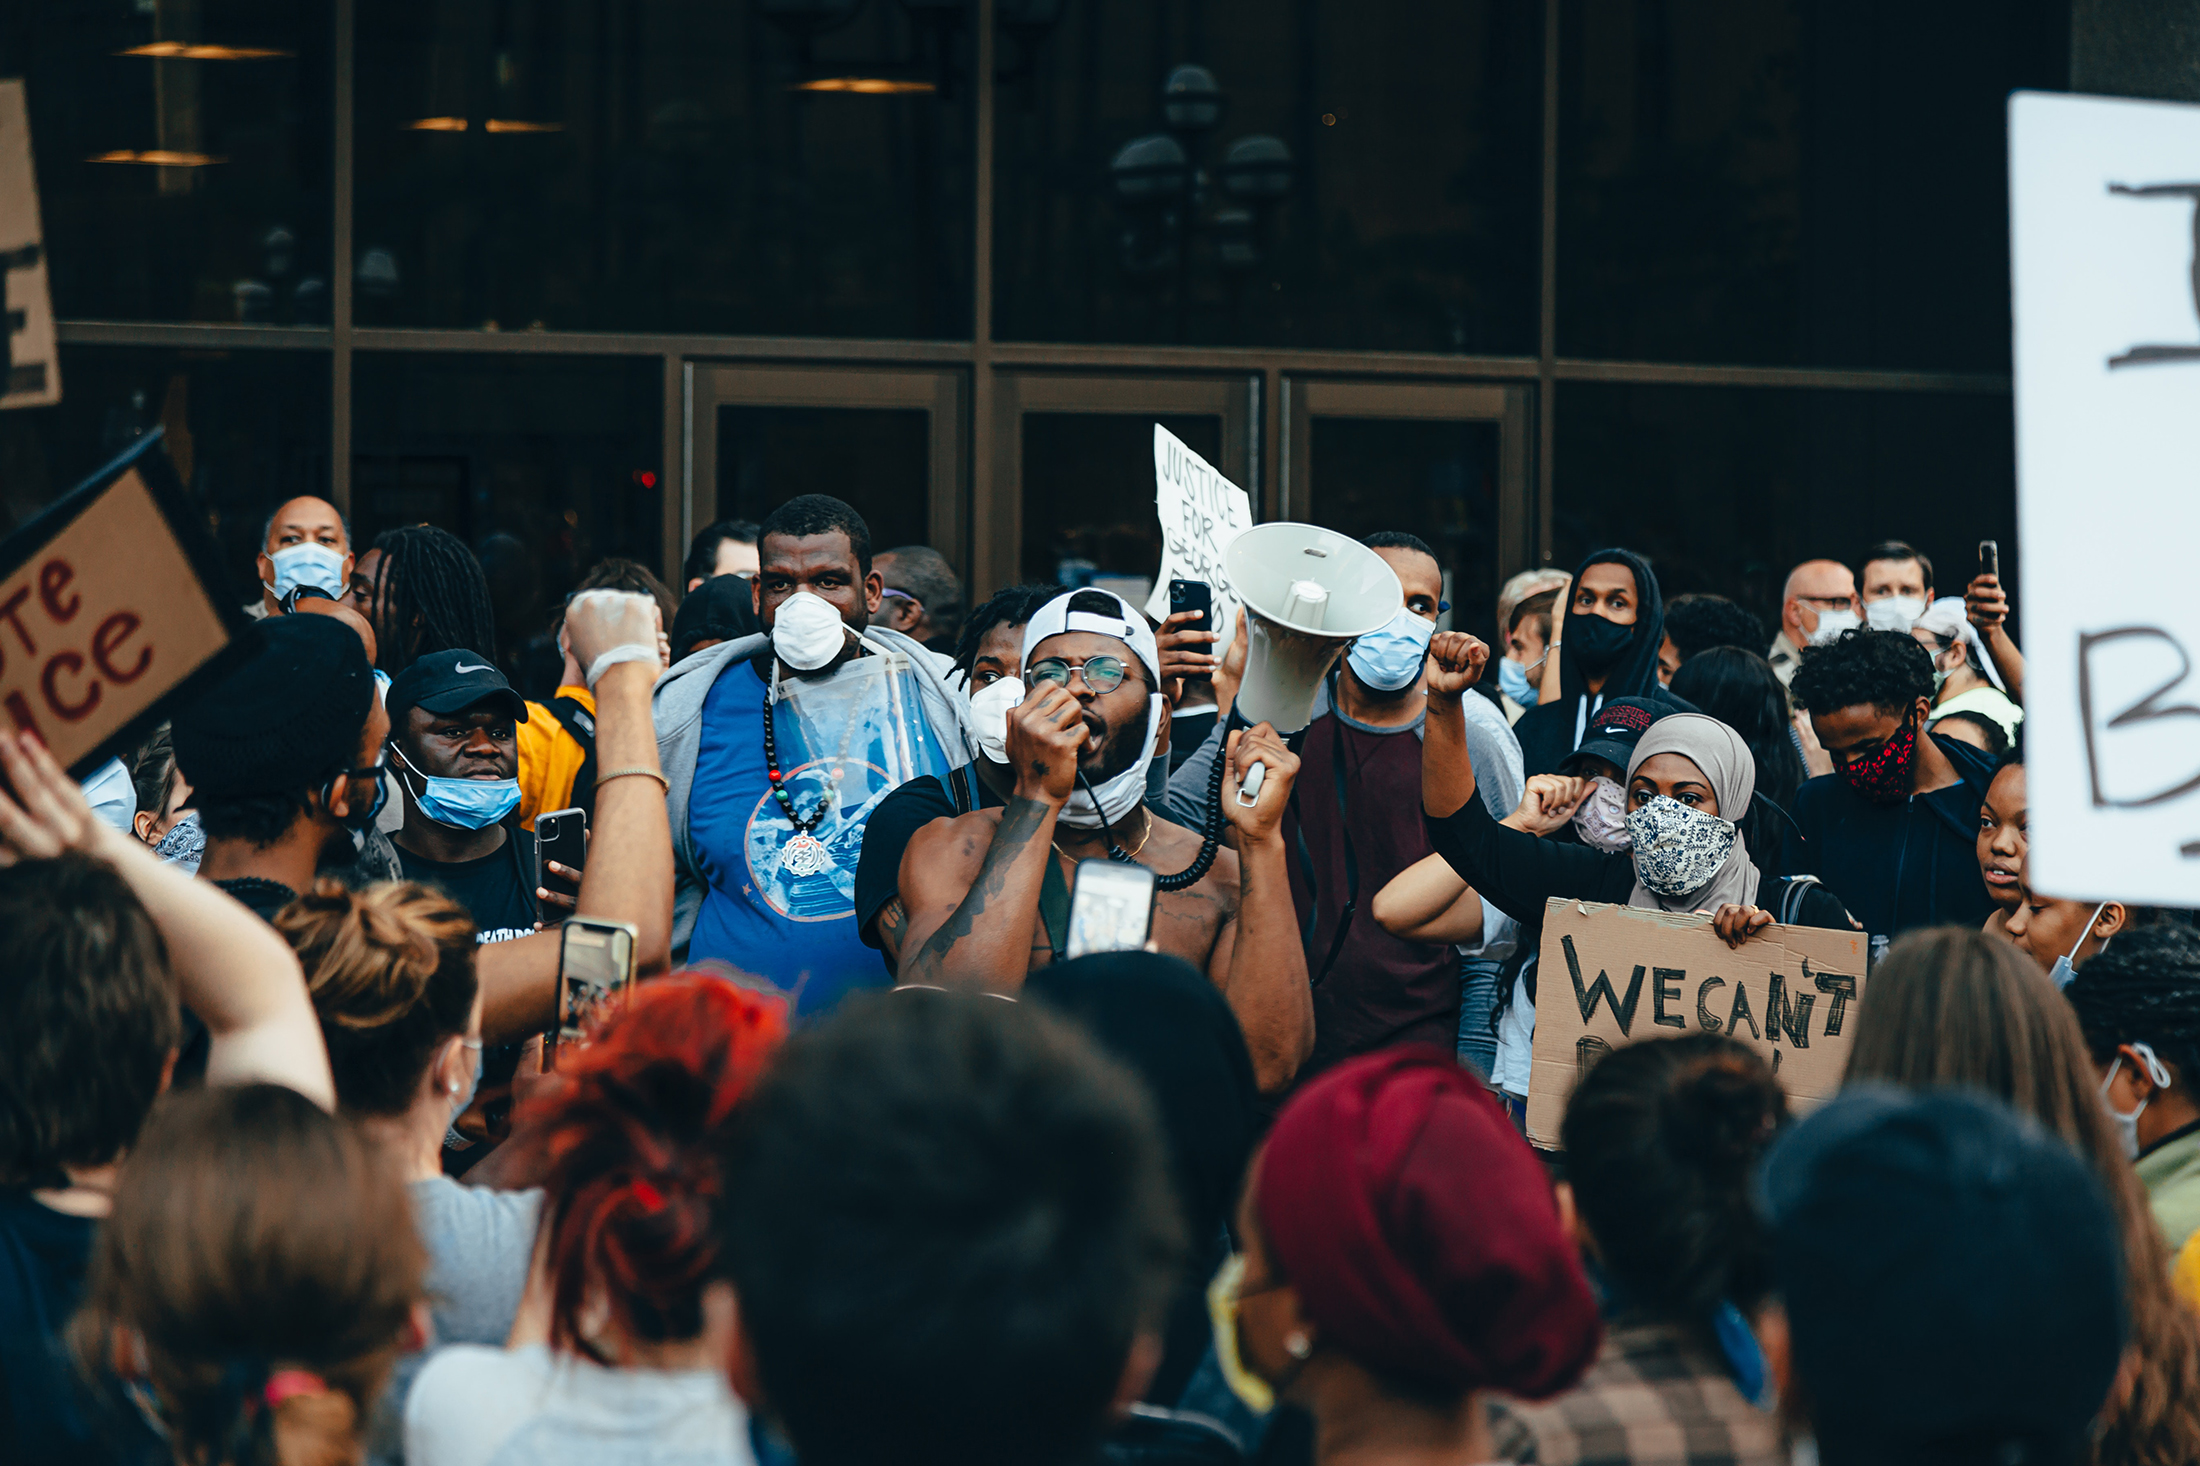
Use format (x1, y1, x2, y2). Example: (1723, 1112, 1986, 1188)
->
(366, 525, 499, 675)
(949, 583, 1060, 685)
(2066, 923, 2200, 1083)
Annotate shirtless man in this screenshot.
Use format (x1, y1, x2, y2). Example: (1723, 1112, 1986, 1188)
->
(897, 589, 1313, 1092)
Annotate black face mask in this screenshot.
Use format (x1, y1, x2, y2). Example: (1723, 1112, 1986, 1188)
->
(1567, 611, 1635, 674)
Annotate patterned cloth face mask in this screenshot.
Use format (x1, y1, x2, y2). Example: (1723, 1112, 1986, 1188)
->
(1837, 714, 1918, 806)
(1624, 794, 1738, 898)
(1571, 776, 1632, 853)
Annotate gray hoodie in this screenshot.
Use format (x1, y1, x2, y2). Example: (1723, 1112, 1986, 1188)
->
(653, 627, 975, 957)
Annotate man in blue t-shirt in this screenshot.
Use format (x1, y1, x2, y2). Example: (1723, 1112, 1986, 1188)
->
(654, 495, 971, 1018)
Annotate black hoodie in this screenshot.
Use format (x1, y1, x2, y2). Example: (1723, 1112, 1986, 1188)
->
(1513, 547, 1696, 777)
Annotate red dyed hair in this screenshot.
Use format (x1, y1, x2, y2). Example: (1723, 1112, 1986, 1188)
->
(518, 972, 788, 1358)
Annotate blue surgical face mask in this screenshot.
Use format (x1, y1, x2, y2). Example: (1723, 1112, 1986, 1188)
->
(2049, 901, 2111, 990)
(266, 542, 347, 602)
(1498, 655, 1539, 708)
(395, 751, 521, 830)
(1345, 609, 1436, 693)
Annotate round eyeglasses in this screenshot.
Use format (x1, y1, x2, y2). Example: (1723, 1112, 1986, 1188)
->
(1027, 655, 1133, 695)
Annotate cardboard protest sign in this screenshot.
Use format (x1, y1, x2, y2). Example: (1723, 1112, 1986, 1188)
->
(0, 81, 60, 409)
(1142, 424, 1253, 646)
(2010, 92, 2200, 905)
(0, 429, 247, 777)
(1527, 898, 1869, 1148)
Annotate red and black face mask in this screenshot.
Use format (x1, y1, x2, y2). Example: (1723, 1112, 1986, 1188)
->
(1838, 713, 1918, 805)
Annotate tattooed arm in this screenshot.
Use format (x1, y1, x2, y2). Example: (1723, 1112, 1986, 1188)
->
(896, 682, 1088, 992)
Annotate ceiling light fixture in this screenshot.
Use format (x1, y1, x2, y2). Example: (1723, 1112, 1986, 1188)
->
(87, 149, 227, 166)
(789, 77, 936, 94)
(117, 42, 291, 60)
(405, 117, 468, 131)
(483, 119, 563, 132)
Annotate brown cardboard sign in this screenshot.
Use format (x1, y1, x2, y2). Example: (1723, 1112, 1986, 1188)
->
(0, 429, 246, 777)
(1527, 897, 1870, 1148)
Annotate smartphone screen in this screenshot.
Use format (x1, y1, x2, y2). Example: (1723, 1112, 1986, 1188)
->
(556, 918, 637, 1047)
(1169, 578, 1213, 640)
(534, 807, 587, 921)
(1065, 859, 1158, 960)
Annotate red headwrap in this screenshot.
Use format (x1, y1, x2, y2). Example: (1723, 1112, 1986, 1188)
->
(1256, 1047, 1601, 1398)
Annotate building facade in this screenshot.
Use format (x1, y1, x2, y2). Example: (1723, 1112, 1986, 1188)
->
(3, 0, 2113, 667)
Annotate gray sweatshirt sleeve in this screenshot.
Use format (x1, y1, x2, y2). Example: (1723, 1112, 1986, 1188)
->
(1161, 715, 1233, 829)
(1459, 691, 1525, 820)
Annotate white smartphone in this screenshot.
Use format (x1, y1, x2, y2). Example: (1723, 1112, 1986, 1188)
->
(1065, 859, 1158, 960)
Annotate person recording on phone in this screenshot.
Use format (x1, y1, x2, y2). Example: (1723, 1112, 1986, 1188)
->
(895, 589, 1315, 1093)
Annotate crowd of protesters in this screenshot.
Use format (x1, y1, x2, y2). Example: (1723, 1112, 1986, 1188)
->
(2, 477, 2195, 1466)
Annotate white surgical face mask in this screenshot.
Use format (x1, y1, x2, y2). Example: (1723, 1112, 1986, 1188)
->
(1058, 695, 1163, 830)
(771, 590, 853, 672)
(2100, 1042, 2173, 1161)
(265, 542, 348, 602)
(1805, 606, 1860, 646)
(967, 676, 1025, 765)
(1572, 775, 1632, 853)
(1864, 596, 1927, 633)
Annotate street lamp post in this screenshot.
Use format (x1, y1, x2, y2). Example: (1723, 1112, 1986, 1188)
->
(1108, 65, 1294, 342)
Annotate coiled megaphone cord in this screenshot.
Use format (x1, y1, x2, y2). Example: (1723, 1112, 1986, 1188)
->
(1076, 753, 1225, 893)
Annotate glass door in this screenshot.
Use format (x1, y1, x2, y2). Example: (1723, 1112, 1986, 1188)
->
(987, 373, 1257, 600)
(684, 363, 967, 580)
(1281, 380, 1533, 648)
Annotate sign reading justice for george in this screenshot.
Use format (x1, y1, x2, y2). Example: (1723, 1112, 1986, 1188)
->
(1143, 424, 1253, 647)
(0, 431, 245, 777)
(1527, 898, 1869, 1148)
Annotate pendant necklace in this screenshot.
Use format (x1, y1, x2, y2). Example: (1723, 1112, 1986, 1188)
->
(763, 674, 855, 879)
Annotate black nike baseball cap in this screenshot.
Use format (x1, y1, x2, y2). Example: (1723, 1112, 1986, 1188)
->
(386, 648, 531, 725)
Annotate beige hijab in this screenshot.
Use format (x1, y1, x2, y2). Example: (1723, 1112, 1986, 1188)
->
(1623, 713, 1761, 914)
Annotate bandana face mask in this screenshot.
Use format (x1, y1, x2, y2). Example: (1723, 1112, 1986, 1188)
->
(1624, 794, 1738, 899)
(1836, 714, 1918, 806)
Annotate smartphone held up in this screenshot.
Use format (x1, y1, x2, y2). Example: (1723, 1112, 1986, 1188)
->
(1065, 859, 1158, 960)
(544, 916, 638, 1070)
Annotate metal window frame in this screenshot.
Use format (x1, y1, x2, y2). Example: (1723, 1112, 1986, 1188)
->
(50, 0, 2012, 589)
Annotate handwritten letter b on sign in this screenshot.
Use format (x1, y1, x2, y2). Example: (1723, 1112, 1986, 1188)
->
(1526, 898, 1868, 1148)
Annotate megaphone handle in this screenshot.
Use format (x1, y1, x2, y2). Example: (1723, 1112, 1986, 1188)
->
(1235, 761, 1266, 807)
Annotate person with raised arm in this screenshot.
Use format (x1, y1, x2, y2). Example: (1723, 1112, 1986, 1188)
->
(0, 726, 334, 1464)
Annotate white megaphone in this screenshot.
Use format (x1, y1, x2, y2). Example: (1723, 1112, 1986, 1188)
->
(1223, 523, 1404, 735)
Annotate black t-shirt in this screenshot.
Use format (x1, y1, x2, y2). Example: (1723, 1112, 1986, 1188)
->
(853, 767, 1005, 960)
(0, 1190, 159, 1466)
(394, 828, 539, 944)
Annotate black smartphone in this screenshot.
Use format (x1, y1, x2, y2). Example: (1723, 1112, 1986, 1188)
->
(534, 807, 586, 922)
(1978, 539, 1999, 581)
(1169, 578, 1213, 639)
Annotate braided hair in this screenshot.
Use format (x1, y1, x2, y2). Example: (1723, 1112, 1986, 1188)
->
(366, 525, 498, 675)
(2065, 924, 2200, 1084)
(949, 583, 1061, 685)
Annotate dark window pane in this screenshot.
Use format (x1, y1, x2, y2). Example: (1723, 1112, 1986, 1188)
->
(0, 345, 328, 599)
(1557, 0, 2066, 371)
(1022, 412, 1222, 591)
(1552, 384, 2018, 638)
(2, 5, 333, 325)
(716, 406, 930, 552)
(1307, 417, 1502, 646)
(995, 1, 1540, 352)
(352, 354, 660, 694)
(355, 2, 971, 336)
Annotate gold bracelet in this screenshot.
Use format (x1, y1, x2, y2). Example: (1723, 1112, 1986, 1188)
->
(596, 767, 670, 792)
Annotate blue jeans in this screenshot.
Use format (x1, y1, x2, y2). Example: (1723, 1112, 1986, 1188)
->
(1457, 955, 1501, 1082)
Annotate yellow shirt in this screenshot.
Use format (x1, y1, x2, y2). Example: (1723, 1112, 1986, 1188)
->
(2177, 1222, 2200, 1310)
(517, 685, 595, 832)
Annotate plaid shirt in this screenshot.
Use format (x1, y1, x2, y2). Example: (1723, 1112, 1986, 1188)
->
(1488, 1317, 1786, 1466)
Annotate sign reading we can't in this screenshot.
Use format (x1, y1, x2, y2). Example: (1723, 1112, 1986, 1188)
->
(1526, 898, 1869, 1148)
(0, 433, 242, 776)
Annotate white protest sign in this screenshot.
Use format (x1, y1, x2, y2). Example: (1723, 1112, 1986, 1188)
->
(2011, 92, 2200, 905)
(0, 81, 60, 410)
(1143, 424, 1253, 647)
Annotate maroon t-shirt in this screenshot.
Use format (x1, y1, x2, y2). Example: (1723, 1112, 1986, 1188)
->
(1284, 709, 1459, 1076)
